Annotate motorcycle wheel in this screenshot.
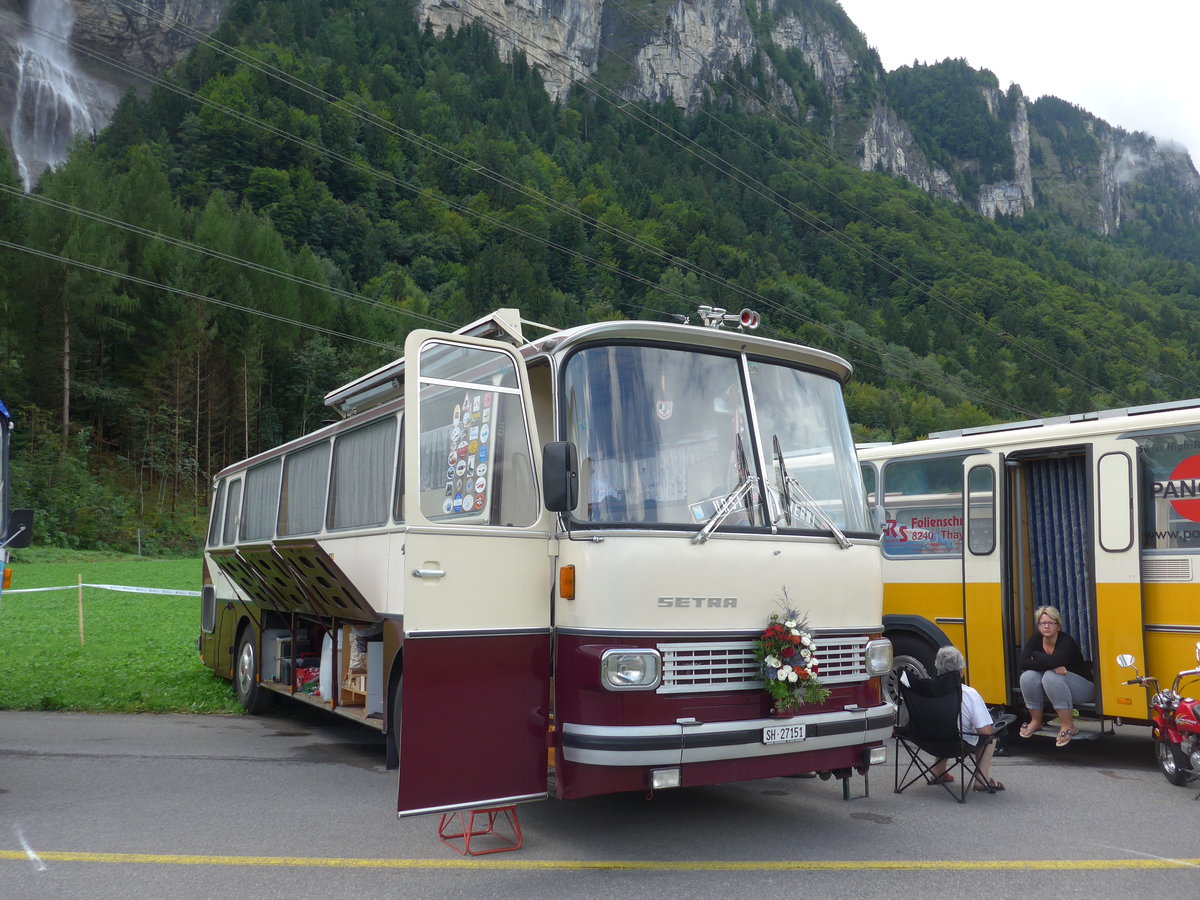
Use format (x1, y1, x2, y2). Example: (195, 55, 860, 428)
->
(1154, 736, 1190, 786)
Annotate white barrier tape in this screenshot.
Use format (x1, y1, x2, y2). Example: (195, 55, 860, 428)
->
(4, 584, 201, 597)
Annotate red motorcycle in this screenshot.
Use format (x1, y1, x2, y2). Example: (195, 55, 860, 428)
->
(1117, 643, 1200, 787)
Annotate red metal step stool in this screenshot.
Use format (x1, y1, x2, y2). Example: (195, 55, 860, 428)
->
(437, 806, 523, 855)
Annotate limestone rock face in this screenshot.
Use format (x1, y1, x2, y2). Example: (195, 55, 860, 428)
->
(0, 0, 225, 187)
(70, 0, 228, 75)
(416, 0, 604, 103)
(622, 0, 756, 112)
(858, 104, 960, 204)
(1, 0, 1195, 239)
(977, 91, 1034, 219)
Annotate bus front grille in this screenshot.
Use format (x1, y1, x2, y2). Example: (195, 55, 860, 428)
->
(656, 635, 872, 694)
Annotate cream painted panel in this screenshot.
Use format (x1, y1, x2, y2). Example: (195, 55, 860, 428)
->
(554, 533, 881, 632)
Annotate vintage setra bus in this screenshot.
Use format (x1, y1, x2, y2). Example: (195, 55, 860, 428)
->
(859, 399, 1200, 731)
(199, 308, 893, 817)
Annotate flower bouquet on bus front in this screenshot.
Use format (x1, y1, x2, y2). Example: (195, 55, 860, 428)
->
(754, 601, 830, 715)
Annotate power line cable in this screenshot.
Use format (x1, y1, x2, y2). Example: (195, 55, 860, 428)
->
(0, 238, 402, 350)
(440, 0, 1126, 403)
(5, 7, 1035, 417)
(601, 0, 1200, 396)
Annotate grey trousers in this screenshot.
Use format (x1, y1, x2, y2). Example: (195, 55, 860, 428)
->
(1020, 669, 1094, 711)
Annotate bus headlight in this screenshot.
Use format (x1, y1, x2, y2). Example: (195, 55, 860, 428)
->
(864, 639, 893, 676)
(600, 649, 662, 691)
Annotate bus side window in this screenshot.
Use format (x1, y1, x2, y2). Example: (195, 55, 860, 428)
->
(222, 478, 243, 546)
(242, 459, 282, 542)
(880, 455, 968, 557)
(967, 465, 995, 555)
(278, 441, 331, 536)
(208, 480, 226, 546)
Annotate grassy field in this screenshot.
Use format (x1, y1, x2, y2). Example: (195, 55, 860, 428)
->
(0, 548, 241, 714)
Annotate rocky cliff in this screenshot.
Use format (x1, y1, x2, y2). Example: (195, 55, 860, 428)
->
(2, 0, 1196, 241)
(1, 0, 225, 187)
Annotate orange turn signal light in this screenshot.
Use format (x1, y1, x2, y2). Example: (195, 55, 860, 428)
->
(559, 565, 575, 601)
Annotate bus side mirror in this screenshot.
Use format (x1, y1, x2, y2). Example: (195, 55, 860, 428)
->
(3, 509, 33, 550)
(542, 442, 579, 513)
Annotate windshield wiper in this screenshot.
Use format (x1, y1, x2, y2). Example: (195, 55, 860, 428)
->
(773, 435, 852, 549)
(693, 434, 757, 544)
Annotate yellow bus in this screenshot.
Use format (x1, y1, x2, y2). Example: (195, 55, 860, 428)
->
(858, 400, 1200, 731)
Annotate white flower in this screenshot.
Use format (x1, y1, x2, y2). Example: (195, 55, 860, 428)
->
(801, 648, 811, 660)
(787, 669, 799, 683)
(784, 619, 797, 629)
(765, 655, 781, 669)
(801, 634, 812, 647)
(790, 628, 800, 637)
(776, 665, 793, 682)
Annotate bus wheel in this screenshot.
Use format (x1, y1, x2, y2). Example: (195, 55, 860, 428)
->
(385, 675, 402, 770)
(235, 628, 275, 715)
(884, 635, 936, 723)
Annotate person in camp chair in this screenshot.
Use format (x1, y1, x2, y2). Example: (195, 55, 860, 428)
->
(924, 645, 1005, 794)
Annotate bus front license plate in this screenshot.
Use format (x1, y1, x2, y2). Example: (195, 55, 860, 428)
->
(762, 724, 806, 744)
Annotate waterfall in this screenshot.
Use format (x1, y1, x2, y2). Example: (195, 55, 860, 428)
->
(10, 0, 116, 190)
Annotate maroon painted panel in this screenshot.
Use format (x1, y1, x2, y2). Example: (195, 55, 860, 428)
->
(397, 632, 551, 815)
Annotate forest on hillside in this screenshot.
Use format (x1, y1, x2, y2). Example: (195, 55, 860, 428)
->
(3, 0, 1200, 553)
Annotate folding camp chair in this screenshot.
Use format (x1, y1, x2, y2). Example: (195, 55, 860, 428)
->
(893, 670, 988, 803)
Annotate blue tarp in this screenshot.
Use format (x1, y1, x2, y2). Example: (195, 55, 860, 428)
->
(0, 398, 9, 423)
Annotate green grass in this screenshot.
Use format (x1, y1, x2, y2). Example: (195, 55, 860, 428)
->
(0, 549, 242, 714)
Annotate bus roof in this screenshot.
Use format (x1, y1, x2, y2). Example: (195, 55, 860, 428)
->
(860, 397, 1200, 461)
(323, 310, 853, 418)
(927, 398, 1200, 440)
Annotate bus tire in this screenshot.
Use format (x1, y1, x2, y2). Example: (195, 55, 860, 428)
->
(884, 634, 937, 720)
(385, 673, 403, 770)
(235, 627, 275, 715)
(385, 671, 402, 770)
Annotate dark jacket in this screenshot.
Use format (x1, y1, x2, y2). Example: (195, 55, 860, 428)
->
(1019, 630, 1093, 681)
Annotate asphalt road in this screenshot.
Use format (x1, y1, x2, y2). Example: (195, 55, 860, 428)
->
(1, 706, 1197, 899)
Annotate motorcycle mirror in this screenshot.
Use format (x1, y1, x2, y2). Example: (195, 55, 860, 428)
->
(1116, 653, 1137, 669)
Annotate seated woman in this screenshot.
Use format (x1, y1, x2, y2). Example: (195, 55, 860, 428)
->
(1018, 605, 1095, 747)
(926, 645, 1005, 793)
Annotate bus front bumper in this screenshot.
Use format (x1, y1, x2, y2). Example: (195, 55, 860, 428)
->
(560, 701, 896, 767)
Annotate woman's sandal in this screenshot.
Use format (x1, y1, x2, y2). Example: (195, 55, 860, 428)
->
(1018, 722, 1038, 738)
(973, 779, 1005, 793)
(926, 772, 954, 784)
(1055, 728, 1080, 747)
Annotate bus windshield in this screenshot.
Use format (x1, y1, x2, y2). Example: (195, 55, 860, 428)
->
(561, 343, 870, 534)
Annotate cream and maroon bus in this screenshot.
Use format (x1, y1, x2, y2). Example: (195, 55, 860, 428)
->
(859, 400, 1200, 731)
(199, 308, 893, 817)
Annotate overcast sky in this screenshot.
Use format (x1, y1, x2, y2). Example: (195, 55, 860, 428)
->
(835, 1, 1200, 161)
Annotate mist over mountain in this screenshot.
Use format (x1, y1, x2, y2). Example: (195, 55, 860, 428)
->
(1, 0, 1198, 551)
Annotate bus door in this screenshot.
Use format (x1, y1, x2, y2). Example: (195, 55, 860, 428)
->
(1091, 444, 1146, 717)
(1001, 446, 1137, 715)
(397, 329, 552, 818)
(961, 454, 1006, 703)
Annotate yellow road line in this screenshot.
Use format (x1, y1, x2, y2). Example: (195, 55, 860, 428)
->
(1, 851, 1198, 870)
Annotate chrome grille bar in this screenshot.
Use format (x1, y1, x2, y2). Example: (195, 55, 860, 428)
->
(657, 635, 871, 694)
